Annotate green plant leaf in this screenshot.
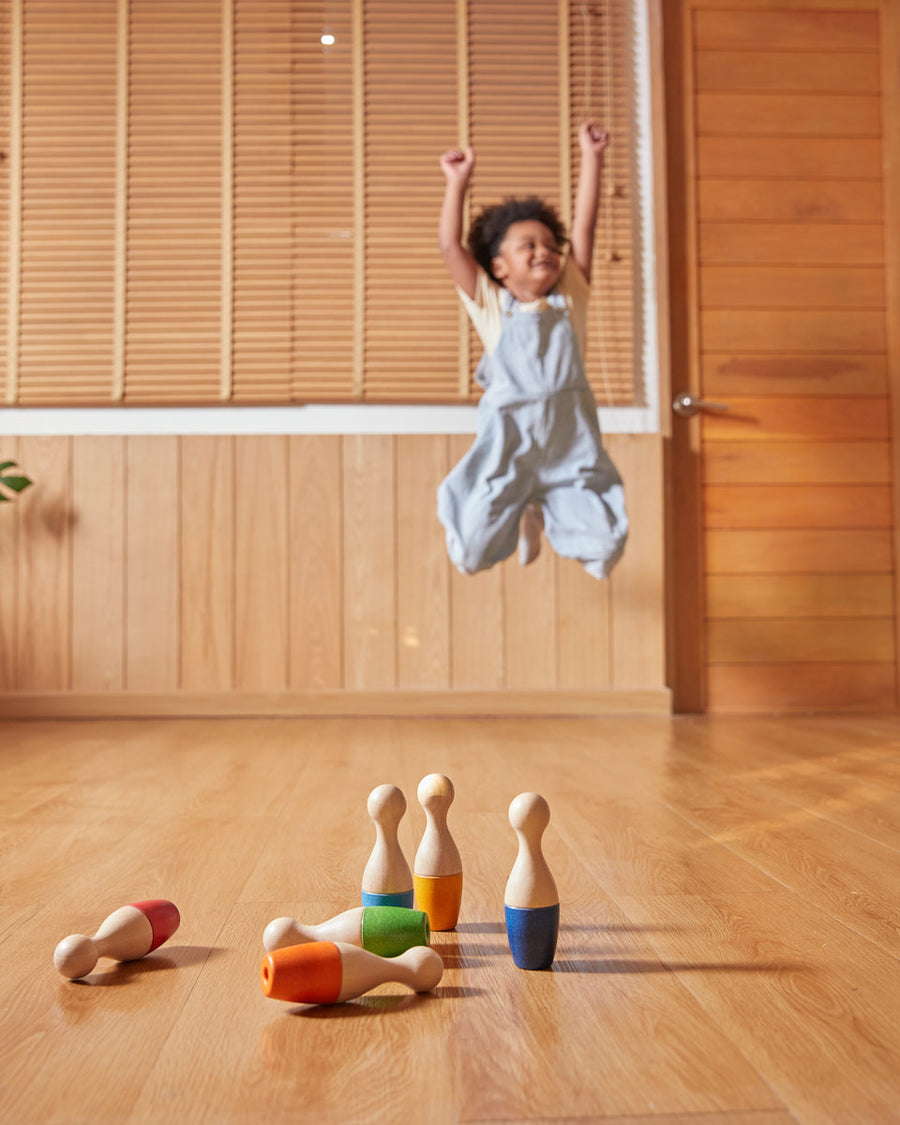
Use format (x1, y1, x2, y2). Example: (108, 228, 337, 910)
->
(1, 475, 31, 493)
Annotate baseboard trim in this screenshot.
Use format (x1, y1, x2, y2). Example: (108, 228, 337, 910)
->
(0, 689, 672, 719)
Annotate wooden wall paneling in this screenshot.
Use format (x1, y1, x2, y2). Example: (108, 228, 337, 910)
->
(884, 0, 900, 706)
(702, 398, 889, 442)
(181, 436, 234, 691)
(705, 484, 892, 529)
(395, 435, 450, 688)
(697, 183, 884, 225)
(707, 663, 896, 711)
(557, 558, 611, 690)
(705, 528, 893, 575)
(0, 436, 18, 689)
(701, 354, 887, 398)
(708, 618, 895, 665)
(288, 436, 342, 690)
(126, 435, 179, 690)
(692, 8, 880, 51)
(503, 536, 557, 691)
(343, 433, 395, 690)
(447, 434, 504, 690)
(15, 436, 71, 690)
(610, 434, 666, 688)
(696, 137, 882, 181)
(234, 435, 288, 690)
(71, 436, 124, 691)
(707, 574, 894, 620)
(703, 441, 891, 485)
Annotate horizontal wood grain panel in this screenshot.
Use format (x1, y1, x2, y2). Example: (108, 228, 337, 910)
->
(694, 50, 881, 94)
(703, 441, 890, 485)
(697, 180, 883, 224)
(697, 138, 882, 180)
(700, 265, 885, 308)
(701, 397, 890, 441)
(707, 618, 895, 664)
(706, 663, 896, 711)
(705, 484, 892, 529)
(696, 93, 881, 137)
(706, 574, 893, 619)
(693, 10, 879, 53)
(699, 223, 883, 266)
(705, 528, 893, 575)
(701, 353, 887, 397)
(701, 309, 885, 353)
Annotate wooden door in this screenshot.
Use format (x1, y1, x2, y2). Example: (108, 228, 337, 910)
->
(665, 0, 900, 711)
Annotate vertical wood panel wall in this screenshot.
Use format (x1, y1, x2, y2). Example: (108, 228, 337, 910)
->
(0, 433, 667, 714)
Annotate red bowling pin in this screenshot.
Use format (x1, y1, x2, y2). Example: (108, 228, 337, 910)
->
(54, 899, 181, 979)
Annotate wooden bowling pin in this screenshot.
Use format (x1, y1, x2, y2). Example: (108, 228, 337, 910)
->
(504, 793, 559, 970)
(53, 899, 181, 980)
(361, 784, 415, 909)
(260, 941, 443, 1005)
(263, 905, 430, 957)
(414, 773, 463, 930)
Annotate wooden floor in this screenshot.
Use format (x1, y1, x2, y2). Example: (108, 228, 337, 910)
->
(2, 715, 900, 1124)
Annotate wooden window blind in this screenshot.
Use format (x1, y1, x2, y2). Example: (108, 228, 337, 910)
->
(2, 0, 642, 407)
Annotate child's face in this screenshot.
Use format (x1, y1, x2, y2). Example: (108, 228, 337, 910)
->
(491, 220, 564, 298)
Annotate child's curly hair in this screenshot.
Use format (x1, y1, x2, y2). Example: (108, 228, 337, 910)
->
(467, 196, 568, 283)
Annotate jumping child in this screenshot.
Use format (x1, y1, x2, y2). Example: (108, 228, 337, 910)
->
(436, 122, 628, 579)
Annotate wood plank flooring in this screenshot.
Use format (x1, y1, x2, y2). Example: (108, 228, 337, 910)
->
(1, 715, 899, 1123)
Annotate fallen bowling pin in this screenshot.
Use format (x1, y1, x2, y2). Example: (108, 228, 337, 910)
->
(504, 793, 559, 970)
(263, 905, 430, 957)
(54, 899, 181, 980)
(414, 773, 463, 930)
(260, 940, 443, 1005)
(361, 783, 415, 909)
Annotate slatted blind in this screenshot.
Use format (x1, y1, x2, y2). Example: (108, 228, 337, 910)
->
(570, 0, 637, 405)
(17, 0, 117, 403)
(2, 0, 641, 406)
(125, 1, 222, 402)
(232, 0, 292, 401)
(0, 0, 8, 400)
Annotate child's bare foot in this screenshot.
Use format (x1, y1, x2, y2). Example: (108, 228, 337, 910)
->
(518, 502, 544, 566)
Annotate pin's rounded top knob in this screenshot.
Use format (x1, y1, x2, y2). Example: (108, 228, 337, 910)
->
(417, 773, 454, 810)
(508, 792, 550, 834)
(367, 783, 406, 824)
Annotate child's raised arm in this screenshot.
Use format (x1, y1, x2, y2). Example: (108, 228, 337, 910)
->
(570, 122, 609, 284)
(438, 147, 478, 300)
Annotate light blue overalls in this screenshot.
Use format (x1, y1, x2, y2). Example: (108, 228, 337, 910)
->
(437, 286, 628, 579)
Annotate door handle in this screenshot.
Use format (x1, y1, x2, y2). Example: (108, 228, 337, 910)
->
(672, 392, 730, 418)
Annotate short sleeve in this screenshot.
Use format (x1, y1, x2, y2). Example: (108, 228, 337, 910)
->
(456, 267, 503, 355)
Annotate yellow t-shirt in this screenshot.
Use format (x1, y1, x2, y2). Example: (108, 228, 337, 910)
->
(457, 256, 591, 359)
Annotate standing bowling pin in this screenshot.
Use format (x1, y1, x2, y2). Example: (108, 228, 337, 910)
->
(361, 784, 415, 909)
(260, 940, 443, 1005)
(504, 793, 559, 970)
(54, 899, 181, 980)
(414, 773, 463, 930)
(263, 905, 430, 957)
